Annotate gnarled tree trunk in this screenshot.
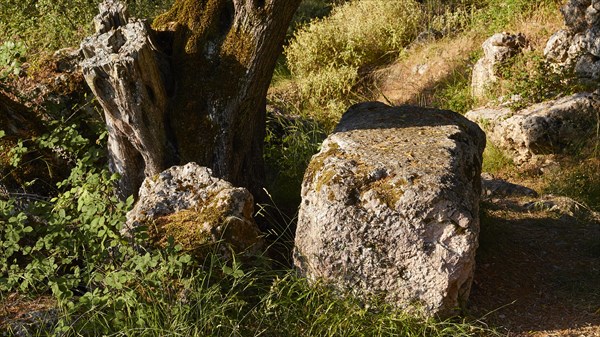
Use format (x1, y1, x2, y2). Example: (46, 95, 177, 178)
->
(81, 0, 300, 198)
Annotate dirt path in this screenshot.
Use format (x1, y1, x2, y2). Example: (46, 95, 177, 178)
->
(469, 198, 600, 336)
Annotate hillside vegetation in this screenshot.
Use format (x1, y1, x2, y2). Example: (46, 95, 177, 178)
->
(1, 0, 598, 336)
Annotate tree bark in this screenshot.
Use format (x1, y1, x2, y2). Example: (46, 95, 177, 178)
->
(81, 0, 300, 199)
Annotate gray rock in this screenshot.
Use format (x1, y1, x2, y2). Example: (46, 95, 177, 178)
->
(481, 173, 538, 199)
(544, 30, 572, 63)
(472, 32, 528, 98)
(562, 0, 591, 33)
(574, 52, 600, 79)
(546, 0, 600, 80)
(466, 92, 598, 164)
(125, 162, 262, 259)
(294, 102, 485, 318)
(2, 309, 59, 337)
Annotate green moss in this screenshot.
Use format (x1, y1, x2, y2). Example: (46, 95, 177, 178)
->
(150, 209, 217, 257)
(304, 142, 340, 185)
(147, 193, 260, 260)
(221, 28, 255, 66)
(315, 168, 337, 193)
(370, 178, 406, 210)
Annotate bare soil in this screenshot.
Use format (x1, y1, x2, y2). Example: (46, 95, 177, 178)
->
(469, 196, 600, 336)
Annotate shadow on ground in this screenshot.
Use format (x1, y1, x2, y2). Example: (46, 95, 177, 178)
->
(469, 201, 600, 336)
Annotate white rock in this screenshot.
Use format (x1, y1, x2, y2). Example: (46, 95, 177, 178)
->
(294, 102, 485, 318)
(125, 162, 262, 258)
(466, 93, 598, 164)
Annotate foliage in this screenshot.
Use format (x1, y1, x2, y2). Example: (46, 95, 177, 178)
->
(285, 0, 423, 121)
(264, 110, 325, 206)
(431, 66, 475, 114)
(0, 0, 173, 66)
(482, 142, 514, 174)
(472, 0, 562, 35)
(544, 157, 600, 211)
(287, 0, 422, 76)
(495, 52, 590, 111)
(0, 41, 27, 79)
(0, 121, 132, 296)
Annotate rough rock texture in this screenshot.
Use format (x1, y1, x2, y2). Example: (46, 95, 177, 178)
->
(545, 0, 600, 80)
(472, 32, 528, 98)
(294, 102, 485, 318)
(465, 92, 598, 164)
(125, 162, 262, 259)
(481, 173, 538, 199)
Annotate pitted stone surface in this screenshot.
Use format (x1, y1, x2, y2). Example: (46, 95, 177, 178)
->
(545, 0, 600, 80)
(294, 102, 485, 318)
(466, 92, 598, 164)
(472, 32, 528, 98)
(125, 162, 262, 258)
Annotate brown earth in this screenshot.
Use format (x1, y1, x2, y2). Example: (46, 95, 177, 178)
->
(468, 193, 600, 337)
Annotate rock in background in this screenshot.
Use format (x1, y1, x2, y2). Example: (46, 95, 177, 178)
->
(125, 162, 263, 260)
(466, 92, 598, 165)
(545, 0, 600, 80)
(471, 32, 528, 98)
(294, 102, 485, 318)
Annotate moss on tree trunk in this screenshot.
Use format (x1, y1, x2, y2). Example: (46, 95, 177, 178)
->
(82, 0, 301, 199)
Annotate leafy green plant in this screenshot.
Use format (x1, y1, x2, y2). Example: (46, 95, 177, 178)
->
(264, 110, 325, 207)
(0, 41, 27, 79)
(0, 122, 133, 297)
(431, 66, 475, 114)
(482, 142, 514, 174)
(495, 52, 588, 111)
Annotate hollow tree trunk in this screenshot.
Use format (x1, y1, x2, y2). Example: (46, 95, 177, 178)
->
(81, 0, 300, 199)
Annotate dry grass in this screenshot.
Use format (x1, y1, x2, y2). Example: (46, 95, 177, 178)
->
(375, 33, 480, 107)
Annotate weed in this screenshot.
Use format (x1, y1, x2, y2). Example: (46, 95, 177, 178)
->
(431, 66, 475, 114)
(544, 157, 600, 211)
(494, 51, 589, 110)
(0, 41, 27, 79)
(0, 0, 173, 66)
(482, 142, 514, 174)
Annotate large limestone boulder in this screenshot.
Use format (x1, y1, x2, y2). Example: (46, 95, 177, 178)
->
(294, 102, 485, 318)
(471, 32, 528, 98)
(466, 92, 598, 164)
(545, 0, 600, 80)
(125, 163, 262, 259)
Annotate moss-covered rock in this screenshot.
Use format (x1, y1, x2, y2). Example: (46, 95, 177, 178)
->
(295, 102, 485, 318)
(125, 163, 263, 260)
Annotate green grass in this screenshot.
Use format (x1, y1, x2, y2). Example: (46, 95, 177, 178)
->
(543, 158, 600, 211)
(9, 259, 491, 337)
(482, 142, 514, 175)
(0, 0, 173, 68)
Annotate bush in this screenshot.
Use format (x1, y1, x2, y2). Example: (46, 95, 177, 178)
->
(287, 0, 422, 76)
(0, 0, 173, 65)
(285, 0, 423, 121)
(495, 52, 590, 111)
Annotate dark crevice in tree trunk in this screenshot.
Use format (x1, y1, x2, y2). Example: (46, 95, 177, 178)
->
(81, 0, 301, 200)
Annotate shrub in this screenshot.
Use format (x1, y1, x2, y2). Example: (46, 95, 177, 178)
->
(287, 0, 422, 76)
(285, 0, 423, 122)
(0, 41, 27, 79)
(495, 51, 590, 111)
(0, 0, 173, 65)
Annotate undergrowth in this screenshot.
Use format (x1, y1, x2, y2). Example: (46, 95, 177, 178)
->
(1, 0, 598, 335)
(0, 121, 490, 336)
